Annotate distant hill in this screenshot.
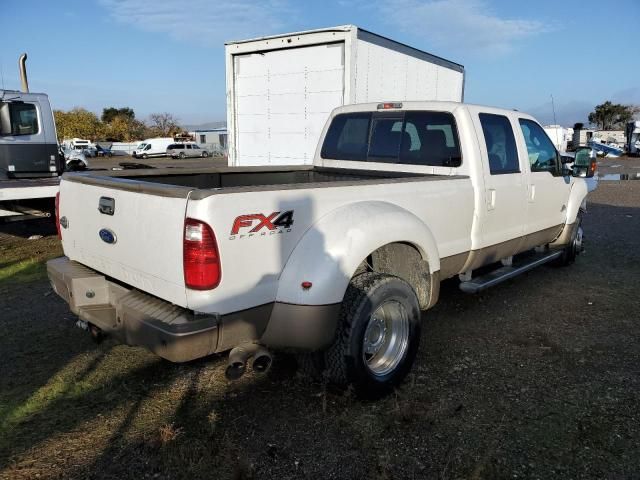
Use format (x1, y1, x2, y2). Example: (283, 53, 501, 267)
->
(182, 121, 227, 131)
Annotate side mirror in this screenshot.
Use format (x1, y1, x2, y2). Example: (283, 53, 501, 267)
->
(572, 147, 597, 178)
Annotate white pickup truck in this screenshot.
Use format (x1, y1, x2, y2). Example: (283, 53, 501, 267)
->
(47, 101, 596, 395)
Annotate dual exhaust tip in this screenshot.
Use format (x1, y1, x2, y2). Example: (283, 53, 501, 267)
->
(225, 343, 272, 380)
(77, 320, 271, 380)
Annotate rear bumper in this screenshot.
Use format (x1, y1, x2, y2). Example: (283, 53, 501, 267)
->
(47, 257, 340, 362)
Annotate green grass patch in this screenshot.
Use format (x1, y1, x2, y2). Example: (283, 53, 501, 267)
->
(0, 258, 48, 284)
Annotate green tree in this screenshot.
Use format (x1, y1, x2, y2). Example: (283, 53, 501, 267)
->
(53, 108, 103, 141)
(588, 102, 639, 130)
(101, 107, 135, 123)
(103, 116, 146, 142)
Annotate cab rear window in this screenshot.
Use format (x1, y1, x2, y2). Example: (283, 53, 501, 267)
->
(321, 111, 461, 167)
(0, 101, 39, 136)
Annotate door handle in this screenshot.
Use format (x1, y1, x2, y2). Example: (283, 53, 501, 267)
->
(487, 189, 496, 210)
(528, 184, 536, 202)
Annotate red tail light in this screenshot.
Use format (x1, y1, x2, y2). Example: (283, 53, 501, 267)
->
(55, 192, 61, 239)
(183, 218, 221, 290)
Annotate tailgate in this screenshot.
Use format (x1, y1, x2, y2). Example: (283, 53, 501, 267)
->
(58, 176, 191, 307)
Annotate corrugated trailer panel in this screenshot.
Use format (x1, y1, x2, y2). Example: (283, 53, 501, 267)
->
(353, 37, 463, 103)
(435, 67, 464, 102)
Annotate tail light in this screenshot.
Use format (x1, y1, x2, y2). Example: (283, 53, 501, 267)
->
(183, 218, 221, 290)
(55, 191, 61, 239)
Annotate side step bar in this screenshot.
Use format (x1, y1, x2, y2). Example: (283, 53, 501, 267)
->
(459, 250, 562, 294)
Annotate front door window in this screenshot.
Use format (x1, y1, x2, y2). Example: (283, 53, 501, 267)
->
(519, 119, 559, 175)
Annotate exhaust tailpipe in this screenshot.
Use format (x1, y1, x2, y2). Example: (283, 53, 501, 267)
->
(251, 346, 272, 374)
(18, 53, 29, 93)
(225, 343, 272, 380)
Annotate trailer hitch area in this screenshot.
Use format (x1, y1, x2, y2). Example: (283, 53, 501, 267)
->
(75, 319, 104, 343)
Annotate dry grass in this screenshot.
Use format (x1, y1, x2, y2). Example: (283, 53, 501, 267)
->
(1, 170, 640, 479)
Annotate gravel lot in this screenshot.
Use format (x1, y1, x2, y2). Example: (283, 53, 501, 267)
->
(0, 157, 639, 479)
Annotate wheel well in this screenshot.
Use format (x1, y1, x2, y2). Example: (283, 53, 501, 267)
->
(354, 242, 434, 310)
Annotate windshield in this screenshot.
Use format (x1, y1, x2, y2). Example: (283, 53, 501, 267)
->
(137, 143, 147, 150)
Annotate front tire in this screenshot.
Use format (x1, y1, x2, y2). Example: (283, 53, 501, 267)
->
(179, 152, 186, 159)
(141, 153, 148, 159)
(553, 214, 584, 266)
(325, 272, 421, 397)
(202, 151, 209, 158)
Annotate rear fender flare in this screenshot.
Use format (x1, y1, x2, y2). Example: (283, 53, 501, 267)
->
(275, 201, 440, 306)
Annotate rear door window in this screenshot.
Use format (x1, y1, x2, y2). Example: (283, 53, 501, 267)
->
(479, 113, 520, 174)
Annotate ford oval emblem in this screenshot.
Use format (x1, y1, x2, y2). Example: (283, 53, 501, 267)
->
(99, 228, 117, 244)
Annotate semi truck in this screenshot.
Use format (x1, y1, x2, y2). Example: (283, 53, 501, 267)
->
(0, 54, 64, 220)
(48, 100, 596, 396)
(225, 25, 465, 167)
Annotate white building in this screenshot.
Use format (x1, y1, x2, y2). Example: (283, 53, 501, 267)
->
(572, 128, 595, 149)
(593, 130, 625, 146)
(543, 125, 573, 152)
(189, 128, 227, 155)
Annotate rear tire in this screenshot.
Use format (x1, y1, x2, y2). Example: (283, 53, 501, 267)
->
(324, 272, 421, 397)
(295, 352, 325, 381)
(179, 152, 186, 159)
(202, 152, 209, 158)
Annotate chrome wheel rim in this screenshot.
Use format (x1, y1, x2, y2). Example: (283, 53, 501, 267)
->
(362, 300, 410, 377)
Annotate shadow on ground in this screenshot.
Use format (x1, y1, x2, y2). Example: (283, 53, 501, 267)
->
(1, 191, 639, 479)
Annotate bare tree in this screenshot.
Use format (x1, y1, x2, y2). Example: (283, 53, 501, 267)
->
(147, 113, 181, 137)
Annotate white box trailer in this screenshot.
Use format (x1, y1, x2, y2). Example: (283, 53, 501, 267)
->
(225, 25, 465, 166)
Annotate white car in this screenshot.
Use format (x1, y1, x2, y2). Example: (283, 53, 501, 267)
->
(49, 101, 595, 396)
(167, 143, 210, 159)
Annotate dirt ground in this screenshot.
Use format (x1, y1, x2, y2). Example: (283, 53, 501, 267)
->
(0, 157, 639, 479)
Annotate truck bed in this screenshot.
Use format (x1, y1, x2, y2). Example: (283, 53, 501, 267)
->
(65, 166, 454, 197)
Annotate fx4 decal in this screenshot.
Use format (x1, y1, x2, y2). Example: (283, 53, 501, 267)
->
(230, 210, 294, 239)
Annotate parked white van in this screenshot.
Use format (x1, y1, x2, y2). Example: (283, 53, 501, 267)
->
(132, 137, 174, 159)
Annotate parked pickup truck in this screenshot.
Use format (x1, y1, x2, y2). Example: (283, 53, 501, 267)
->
(47, 101, 596, 395)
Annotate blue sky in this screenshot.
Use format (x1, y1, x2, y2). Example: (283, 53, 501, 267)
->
(1, 0, 638, 126)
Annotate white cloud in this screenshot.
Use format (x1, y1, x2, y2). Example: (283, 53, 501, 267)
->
(98, 0, 293, 46)
(377, 0, 549, 56)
